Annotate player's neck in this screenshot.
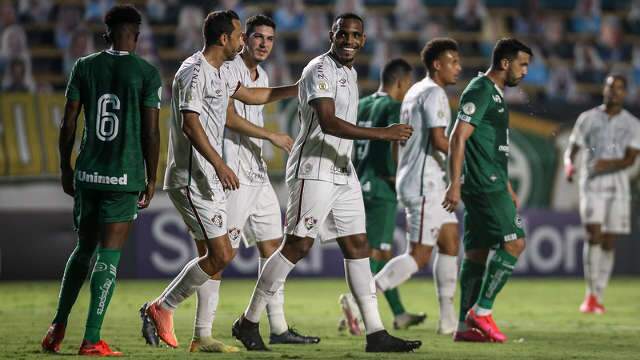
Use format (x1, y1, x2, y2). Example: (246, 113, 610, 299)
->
(381, 85, 401, 101)
(201, 46, 226, 69)
(429, 73, 446, 88)
(604, 103, 623, 117)
(328, 50, 353, 69)
(240, 51, 260, 81)
(110, 42, 134, 53)
(485, 69, 505, 90)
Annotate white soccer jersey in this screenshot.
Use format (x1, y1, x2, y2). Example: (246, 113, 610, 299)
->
(223, 55, 270, 185)
(164, 52, 240, 191)
(569, 105, 640, 198)
(396, 77, 451, 201)
(286, 53, 359, 185)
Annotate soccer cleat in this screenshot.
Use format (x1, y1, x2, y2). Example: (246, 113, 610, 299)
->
(465, 309, 507, 343)
(393, 312, 427, 330)
(145, 301, 178, 348)
(41, 323, 66, 353)
(580, 295, 605, 314)
(453, 327, 491, 342)
(189, 336, 240, 353)
(365, 330, 422, 352)
(270, 327, 321, 344)
(139, 302, 159, 346)
(339, 293, 362, 335)
(436, 319, 457, 335)
(78, 339, 123, 356)
(231, 316, 270, 351)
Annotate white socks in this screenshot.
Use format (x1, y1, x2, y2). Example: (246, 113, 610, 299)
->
(583, 242, 602, 299)
(595, 249, 615, 302)
(434, 253, 458, 332)
(244, 251, 294, 323)
(260, 257, 288, 335)
(374, 253, 419, 292)
(194, 279, 221, 338)
(344, 258, 384, 335)
(159, 258, 210, 311)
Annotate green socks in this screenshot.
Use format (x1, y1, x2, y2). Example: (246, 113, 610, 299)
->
(53, 244, 95, 325)
(476, 249, 518, 310)
(370, 258, 406, 316)
(458, 259, 486, 322)
(83, 248, 121, 343)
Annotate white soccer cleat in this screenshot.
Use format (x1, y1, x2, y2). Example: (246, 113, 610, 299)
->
(339, 293, 363, 336)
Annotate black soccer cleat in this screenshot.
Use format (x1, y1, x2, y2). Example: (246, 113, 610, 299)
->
(365, 330, 422, 353)
(270, 327, 321, 344)
(231, 316, 270, 351)
(139, 302, 160, 346)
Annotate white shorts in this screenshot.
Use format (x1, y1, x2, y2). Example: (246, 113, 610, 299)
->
(167, 184, 228, 243)
(580, 193, 631, 234)
(401, 191, 458, 246)
(226, 183, 283, 248)
(285, 179, 366, 242)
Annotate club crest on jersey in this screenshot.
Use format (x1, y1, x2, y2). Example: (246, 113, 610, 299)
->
(318, 80, 329, 91)
(228, 227, 241, 242)
(212, 214, 224, 228)
(304, 216, 317, 230)
(437, 110, 445, 119)
(339, 78, 347, 87)
(215, 89, 223, 97)
(462, 102, 476, 115)
(303, 163, 313, 174)
(515, 215, 523, 228)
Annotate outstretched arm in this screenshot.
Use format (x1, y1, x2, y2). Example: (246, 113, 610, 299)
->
(232, 82, 298, 105)
(442, 121, 475, 212)
(182, 111, 239, 190)
(59, 99, 81, 196)
(225, 102, 293, 153)
(592, 147, 640, 175)
(311, 98, 413, 141)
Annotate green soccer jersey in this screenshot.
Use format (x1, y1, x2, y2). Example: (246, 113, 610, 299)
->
(66, 50, 162, 192)
(354, 92, 401, 201)
(455, 75, 509, 195)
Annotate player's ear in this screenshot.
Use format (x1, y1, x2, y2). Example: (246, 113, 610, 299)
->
(500, 58, 510, 71)
(329, 31, 335, 44)
(361, 33, 366, 48)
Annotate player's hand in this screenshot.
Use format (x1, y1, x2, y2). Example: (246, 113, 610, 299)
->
(138, 182, 156, 209)
(61, 167, 75, 197)
(269, 132, 294, 153)
(214, 162, 240, 190)
(442, 183, 461, 213)
(564, 162, 575, 182)
(382, 124, 413, 141)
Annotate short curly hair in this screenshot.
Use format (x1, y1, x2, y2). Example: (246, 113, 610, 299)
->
(104, 4, 142, 30)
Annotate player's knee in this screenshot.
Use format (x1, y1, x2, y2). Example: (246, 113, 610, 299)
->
(585, 226, 603, 245)
(282, 239, 312, 263)
(505, 238, 526, 256)
(410, 245, 432, 268)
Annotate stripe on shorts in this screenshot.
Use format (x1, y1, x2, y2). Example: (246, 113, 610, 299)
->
(418, 196, 426, 244)
(186, 187, 210, 241)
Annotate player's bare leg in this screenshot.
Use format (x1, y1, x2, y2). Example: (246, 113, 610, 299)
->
(337, 234, 422, 352)
(465, 239, 525, 343)
(581, 224, 606, 313)
(43, 220, 99, 353)
(256, 239, 320, 345)
(145, 234, 234, 348)
(434, 223, 460, 335)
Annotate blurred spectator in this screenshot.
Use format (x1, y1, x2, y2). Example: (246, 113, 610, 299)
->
(454, 0, 488, 32)
(2, 56, 35, 92)
(137, 16, 160, 67)
(263, 46, 293, 86)
(596, 16, 631, 63)
(521, 45, 549, 87)
(0, 24, 31, 75)
(541, 15, 572, 60)
(85, 0, 115, 23)
(176, 6, 204, 56)
(64, 27, 95, 76)
(419, 20, 445, 46)
(273, 0, 305, 32)
(17, 0, 53, 23)
(368, 41, 394, 81)
(364, 14, 391, 54)
(545, 63, 583, 103)
(0, 1, 18, 32)
(627, 0, 640, 34)
(574, 40, 606, 83)
(512, 0, 543, 36)
(55, 6, 83, 50)
(633, 45, 640, 84)
(146, 0, 179, 24)
(572, 0, 601, 35)
(219, 0, 246, 21)
(299, 9, 328, 54)
(335, 0, 365, 17)
(480, 15, 507, 57)
(394, 0, 429, 32)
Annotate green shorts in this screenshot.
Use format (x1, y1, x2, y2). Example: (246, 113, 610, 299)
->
(364, 197, 397, 251)
(73, 188, 139, 231)
(462, 190, 525, 251)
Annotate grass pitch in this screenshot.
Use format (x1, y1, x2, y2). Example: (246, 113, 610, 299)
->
(1, 278, 639, 359)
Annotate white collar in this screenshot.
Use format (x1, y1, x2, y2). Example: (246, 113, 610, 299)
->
(106, 49, 129, 56)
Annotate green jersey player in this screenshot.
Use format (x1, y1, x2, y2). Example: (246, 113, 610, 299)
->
(443, 38, 531, 343)
(344, 58, 425, 332)
(42, 5, 161, 356)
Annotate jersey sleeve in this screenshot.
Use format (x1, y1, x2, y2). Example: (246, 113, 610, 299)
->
(178, 63, 205, 114)
(630, 118, 640, 150)
(65, 59, 82, 101)
(455, 83, 490, 126)
(423, 89, 450, 129)
(224, 62, 242, 96)
(142, 66, 162, 109)
(303, 59, 336, 103)
(386, 101, 401, 126)
(568, 112, 587, 147)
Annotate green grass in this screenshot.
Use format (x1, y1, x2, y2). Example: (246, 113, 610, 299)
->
(1, 278, 639, 359)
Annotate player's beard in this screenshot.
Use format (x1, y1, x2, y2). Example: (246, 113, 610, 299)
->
(505, 70, 523, 87)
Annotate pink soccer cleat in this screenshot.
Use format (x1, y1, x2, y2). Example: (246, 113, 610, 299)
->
(465, 309, 507, 343)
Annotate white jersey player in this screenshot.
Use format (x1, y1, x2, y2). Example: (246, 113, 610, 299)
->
(564, 74, 640, 314)
(222, 15, 319, 344)
(141, 10, 298, 352)
(232, 14, 422, 353)
(373, 38, 462, 336)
